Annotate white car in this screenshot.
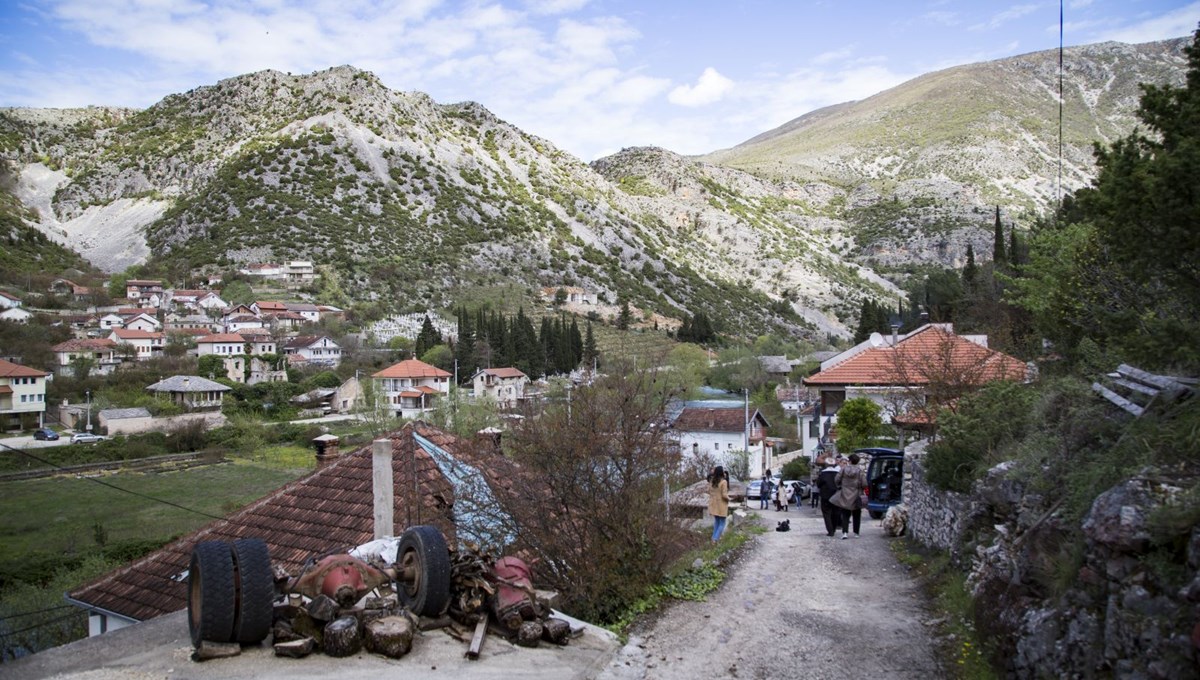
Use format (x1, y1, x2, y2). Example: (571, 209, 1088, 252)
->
(70, 432, 106, 444)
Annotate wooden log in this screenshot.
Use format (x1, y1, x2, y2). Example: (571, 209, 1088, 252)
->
(541, 617, 570, 645)
(364, 615, 414, 659)
(322, 616, 363, 657)
(466, 618, 488, 660)
(1092, 382, 1143, 416)
(191, 640, 241, 662)
(306, 594, 341, 623)
(273, 637, 316, 658)
(271, 619, 302, 644)
(516, 621, 542, 647)
(419, 615, 454, 631)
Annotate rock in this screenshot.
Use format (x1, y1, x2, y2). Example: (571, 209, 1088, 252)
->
(1188, 527, 1200, 570)
(882, 504, 908, 536)
(322, 616, 363, 657)
(271, 619, 302, 644)
(364, 615, 414, 658)
(364, 593, 399, 610)
(290, 608, 323, 645)
(191, 640, 241, 662)
(273, 637, 316, 658)
(1083, 478, 1179, 554)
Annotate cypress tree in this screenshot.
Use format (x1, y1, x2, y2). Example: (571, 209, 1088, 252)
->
(583, 320, 597, 369)
(617, 300, 631, 330)
(993, 206, 1006, 264)
(963, 243, 978, 290)
(569, 317, 583, 367)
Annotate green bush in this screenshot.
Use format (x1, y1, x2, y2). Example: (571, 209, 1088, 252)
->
(925, 381, 1036, 492)
(781, 457, 810, 480)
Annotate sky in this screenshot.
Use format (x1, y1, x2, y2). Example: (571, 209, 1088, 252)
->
(2, 1, 1199, 161)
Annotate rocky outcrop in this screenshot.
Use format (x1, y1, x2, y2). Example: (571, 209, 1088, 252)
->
(907, 451, 1199, 678)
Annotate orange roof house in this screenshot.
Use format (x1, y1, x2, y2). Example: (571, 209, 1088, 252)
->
(803, 324, 1030, 430)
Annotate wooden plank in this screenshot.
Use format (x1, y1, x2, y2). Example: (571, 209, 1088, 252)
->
(466, 618, 488, 660)
(1110, 377, 1159, 398)
(1116, 364, 1177, 390)
(1092, 382, 1144, 416)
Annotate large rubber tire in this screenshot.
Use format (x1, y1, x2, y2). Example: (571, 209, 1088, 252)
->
(188, 541, 236, 648)
(396, 525, 451, 617)
(231, 538, 274, 644)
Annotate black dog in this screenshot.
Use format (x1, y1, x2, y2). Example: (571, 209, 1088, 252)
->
(775, 519, 791, 532)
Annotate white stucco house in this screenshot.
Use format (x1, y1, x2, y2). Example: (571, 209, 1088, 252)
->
(0, 358, 50, 429)
(372, 358, 451, 418)
(470, 367, 528, 408)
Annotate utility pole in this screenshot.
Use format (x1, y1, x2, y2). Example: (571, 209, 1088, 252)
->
(85, 390, 92, 433)
(743, 387, 750, 469)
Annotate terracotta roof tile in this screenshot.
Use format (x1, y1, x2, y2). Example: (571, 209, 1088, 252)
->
(196, 333, 246, 343)
(673, 407, 752, 433)
(373, 359, 451, 379)
(68, 425, 457, 622)
(480, 367, 527, 379)
(112, 329, 163, 340)
(51, 338, 117, 352)
(0, 358, 50, 378)
(803, 325, 1027, 386)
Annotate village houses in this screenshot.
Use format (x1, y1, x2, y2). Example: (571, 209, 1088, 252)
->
(470, 367, 529, 408)
(0, 358, 50, 429)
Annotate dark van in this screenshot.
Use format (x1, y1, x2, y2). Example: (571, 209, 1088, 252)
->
(857, 448, 904, 519)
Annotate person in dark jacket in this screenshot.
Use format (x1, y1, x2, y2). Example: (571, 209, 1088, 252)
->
(816, 459, 841, 537)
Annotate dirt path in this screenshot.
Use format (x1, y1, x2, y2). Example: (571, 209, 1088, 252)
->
(595, 503, 944, 680)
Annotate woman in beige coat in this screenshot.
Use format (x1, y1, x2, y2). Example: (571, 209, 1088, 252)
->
(831, 453, 866, 538)
(708, 466, 730, 542)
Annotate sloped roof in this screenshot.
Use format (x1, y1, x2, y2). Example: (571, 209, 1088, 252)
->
(477, 367, 527, 379)
(758, 355, 793, 374)
(254, 300, 287, 311)
(111, 329, 163, 340)
(98, 407, 152, 420)
(145, 375, 230, 393)
(373, 358, 451, 379)
(673, 407, 768, 433)
(285, 335, 336, 350)
(0, 358, 49, 378)
(67, 424, 458, 622)
(196, 333, 245, 343)
(803, 325, 1028, 387)
(51, 338, 117, 352)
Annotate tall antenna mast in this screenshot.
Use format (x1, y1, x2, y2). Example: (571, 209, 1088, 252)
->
(1058, 0, 1064, 209)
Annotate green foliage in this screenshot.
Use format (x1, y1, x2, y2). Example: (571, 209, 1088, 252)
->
(780, 457, 810, 480)
(924, 381, 1037, 492)
(834, 398, 884, 451)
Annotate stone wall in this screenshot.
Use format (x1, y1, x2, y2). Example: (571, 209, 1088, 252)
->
(902, 442, 1200, 678)
(101, 411, 226, 435)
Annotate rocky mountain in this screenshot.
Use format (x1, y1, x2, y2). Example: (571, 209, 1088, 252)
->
(0, 37, 1189, 339)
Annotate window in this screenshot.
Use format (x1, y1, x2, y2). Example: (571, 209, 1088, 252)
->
(713, 442, 719, 451)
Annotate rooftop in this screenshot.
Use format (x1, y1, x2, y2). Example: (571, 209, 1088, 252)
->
(145, 375, 231, 393)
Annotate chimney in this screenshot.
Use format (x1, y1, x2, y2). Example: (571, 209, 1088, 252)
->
(313, 433, 340, 468)
(372, 438, 394, 540)
(891, 323, 900, 346)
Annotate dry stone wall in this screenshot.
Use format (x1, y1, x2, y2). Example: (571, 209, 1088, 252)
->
(903, 443, 1200, 678)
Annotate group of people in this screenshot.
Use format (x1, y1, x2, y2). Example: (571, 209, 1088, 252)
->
(814, 453, 867, 539)
(707, 454, 868, 542)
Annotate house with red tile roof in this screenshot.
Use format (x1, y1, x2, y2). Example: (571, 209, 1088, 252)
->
(0, 358, 50, 429)
(108, 329, 165, 360)
(64, 423, 475, 636)
(470, 367, 529, 408)
(50, 338, 121, 377)
(373, 359, 451, 418)
(802, 324, 1031, 441)
(670, 400, 773, 475)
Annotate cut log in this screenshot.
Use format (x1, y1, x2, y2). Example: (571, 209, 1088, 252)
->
(466, 618, 488, 660)
(191, 640, 241, 662)
(516, 621, 543, 648)
(273, 637, 316, 658)
(322, 616, 363, 657)
(289, 608, 323, 645)
(419, 615, 454, 631)
(306, 594, 340, 623)
(364, 615, 414, 659)
(271, 619, 302, 644)
(542, 617, 570, 645)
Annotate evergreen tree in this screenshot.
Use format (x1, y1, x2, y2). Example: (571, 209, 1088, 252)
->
(617, 300, 631, 330)
(962, 244, 978, 290)
(1008, 227, 1021, 266)
(993, 206, 1007, 265)
(415, 315, 441, 357)
(569, 317, 583, 367)
(583, 320, 598, 370)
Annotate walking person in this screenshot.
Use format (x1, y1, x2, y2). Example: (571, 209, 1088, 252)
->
(831, 453, 867, 539)
(775, 477, 791, 511)
(816, 458, 841, 537)
(708, 465, 730, 542)
(759, 473, 772, 510)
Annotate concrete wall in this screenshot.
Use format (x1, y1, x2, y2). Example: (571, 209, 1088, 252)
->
(101, 411, 226, 436)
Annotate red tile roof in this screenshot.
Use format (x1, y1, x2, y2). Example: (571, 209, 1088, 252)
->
(674, 407, 757, 433)
(803, 325, 1027, 386)
(112, 329, 163, 340)
(67, 424, 459, 623)
(373, 359, 451, 379)
(0, 358, 50, 378)
(480, 367, 527, 379)
(51, 338, 117, 352)
(254, 300, 288, 311)
(196, 333, 246, 343)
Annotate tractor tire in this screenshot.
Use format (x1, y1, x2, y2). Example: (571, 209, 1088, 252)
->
(188, 541, 236, 648)
(231, 538, 274, 644)
(395, 525, 451, 617)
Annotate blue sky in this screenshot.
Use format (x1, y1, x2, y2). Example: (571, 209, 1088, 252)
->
(2, 1, 1198, 160)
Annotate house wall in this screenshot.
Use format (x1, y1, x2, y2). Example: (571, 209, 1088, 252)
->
(1, 375, 48, 414)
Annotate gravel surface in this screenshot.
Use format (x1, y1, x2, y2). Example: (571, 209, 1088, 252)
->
(596, 503, 944, 680)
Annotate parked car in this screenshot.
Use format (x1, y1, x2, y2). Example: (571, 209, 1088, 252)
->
(33, 428, 60, 441)
(859, 447, 905, 519)
(746, 475, 780, 501)
(70, 432, 106, 444)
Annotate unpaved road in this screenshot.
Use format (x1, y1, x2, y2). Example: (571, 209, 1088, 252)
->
(596, 503, 943, 680)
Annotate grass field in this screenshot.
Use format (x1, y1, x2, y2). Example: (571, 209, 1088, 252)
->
(0, 451, 312, 568)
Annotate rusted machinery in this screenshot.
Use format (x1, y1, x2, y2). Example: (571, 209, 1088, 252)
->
(187, 525, 450, 648)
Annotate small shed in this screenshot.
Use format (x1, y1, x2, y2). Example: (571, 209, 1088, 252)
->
(98, 407, 153, 435)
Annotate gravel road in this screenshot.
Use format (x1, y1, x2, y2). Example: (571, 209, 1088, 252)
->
(596, 503, 944, 680)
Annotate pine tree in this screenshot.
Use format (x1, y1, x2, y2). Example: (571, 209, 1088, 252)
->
(1008, 227, 1020, 266)
(993, 206, 1006, 265)
(569, 317, 583, 367)
(415, 315, 441, 357)
(962, 244, 978, 290)
(617, 300, 631, 330)
(583, 320, 598, 370)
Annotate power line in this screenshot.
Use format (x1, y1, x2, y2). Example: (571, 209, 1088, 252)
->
(0, 610, 83, 638)
(0, 442, 224, 521)
(0, 605, 75, 622)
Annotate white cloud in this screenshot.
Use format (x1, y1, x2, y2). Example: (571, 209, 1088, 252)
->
(970, 3, 1040, 31)
(668, 67, 734, 107)
(523, 0, 591, 15)
(1095, 2, 1200, 44)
